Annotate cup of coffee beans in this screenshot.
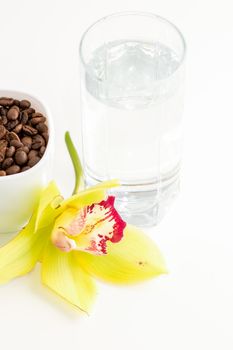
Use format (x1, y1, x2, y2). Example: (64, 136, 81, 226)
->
(0, 90, 53, 233)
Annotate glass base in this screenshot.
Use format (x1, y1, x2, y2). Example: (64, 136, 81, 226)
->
(85, 172, 180, 227)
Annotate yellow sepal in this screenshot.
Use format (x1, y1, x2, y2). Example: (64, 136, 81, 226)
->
(35, 181, 62, 230)
(76, 225, 167, 284)
(41, 241, 96, 312)
(0, 181, 61, 284)
(0, 220, 51, 284)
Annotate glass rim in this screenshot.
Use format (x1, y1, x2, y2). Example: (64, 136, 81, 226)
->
(79, 11, 186, 69)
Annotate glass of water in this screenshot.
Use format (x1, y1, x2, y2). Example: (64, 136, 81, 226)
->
(79, 12, 186, 226)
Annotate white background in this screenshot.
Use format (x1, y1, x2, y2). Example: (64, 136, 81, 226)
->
(0, 0, 233, 349)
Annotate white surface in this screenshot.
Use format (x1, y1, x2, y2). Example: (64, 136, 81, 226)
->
(0, 1, 232, 349)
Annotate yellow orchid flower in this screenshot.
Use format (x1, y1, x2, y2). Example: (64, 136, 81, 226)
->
(0, 132, 167, 313)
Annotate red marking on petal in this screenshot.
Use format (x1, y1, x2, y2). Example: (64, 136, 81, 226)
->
(76, 196, 126, 255)
(98, 236, 107, 254)
(85, 240, 98, 253)
(88, 196, 126, 244)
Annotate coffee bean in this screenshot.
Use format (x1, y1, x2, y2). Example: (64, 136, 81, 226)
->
(10, 140, 23, 148)
(20, 111, 28, 124)
(6, 165, 20, 175)
(6, 120, 18, 131)
(24, 107, 35, 115)
(0, 146, 6, 162)
(15, 150, 28, 165)
(31, 116, 46, 125)
(0, 125, 6, 139)
(2, 157, 14, 169)
(13, 123, 23, 134)
(23, 125, 38, 136)
(1, 115, 7, 125)
(39, 145, 46, 156)
(6, 146, 15, 157)
(28, 149, 38, 159)
(0, 139, 7, 148)
(28, 156, 40, 167)
(26, 119, 32, 127)
(42, 132, 49, 144)
(32, 134, 45, 149)
(0, 170, 6, 176)
(18, 146, 29, 154)
(0, 138, 7, 159)
(6, 131, 20, 142)
(31, 142, 42, 150)
(0, 97, 14, 107)
(13, 99, 20, 107)
(36, 122, 48, 133)
(21, 136, 32, 148)
(21, 166, 31, 172)
(32, 112, 44, 118)
(0, 107, 6, 116)
(7, 106, 20, 120)
(19, 100, 31, 109)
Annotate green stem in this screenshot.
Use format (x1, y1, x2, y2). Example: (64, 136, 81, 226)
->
(65, 131, 83, 195)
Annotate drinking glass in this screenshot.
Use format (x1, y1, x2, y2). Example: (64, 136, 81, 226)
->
(79, 12, 186, 226)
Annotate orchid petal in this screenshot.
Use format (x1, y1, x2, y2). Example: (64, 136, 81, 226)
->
(59, 179, 120, 212)
(41, 241, 96, 312)
(35, 181, 62, 230)
(89, 179, 120, 190)
(59, 188, 106, 212)
(76, 225, 167, 284)
(0, 220, 51, 284)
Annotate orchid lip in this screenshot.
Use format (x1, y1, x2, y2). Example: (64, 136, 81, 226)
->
(50, 196, 126, 256)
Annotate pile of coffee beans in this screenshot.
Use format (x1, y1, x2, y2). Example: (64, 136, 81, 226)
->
(0, 97, 49, 176)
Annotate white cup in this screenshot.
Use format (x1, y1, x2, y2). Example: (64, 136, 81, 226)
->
(0, 90, 54, 233)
